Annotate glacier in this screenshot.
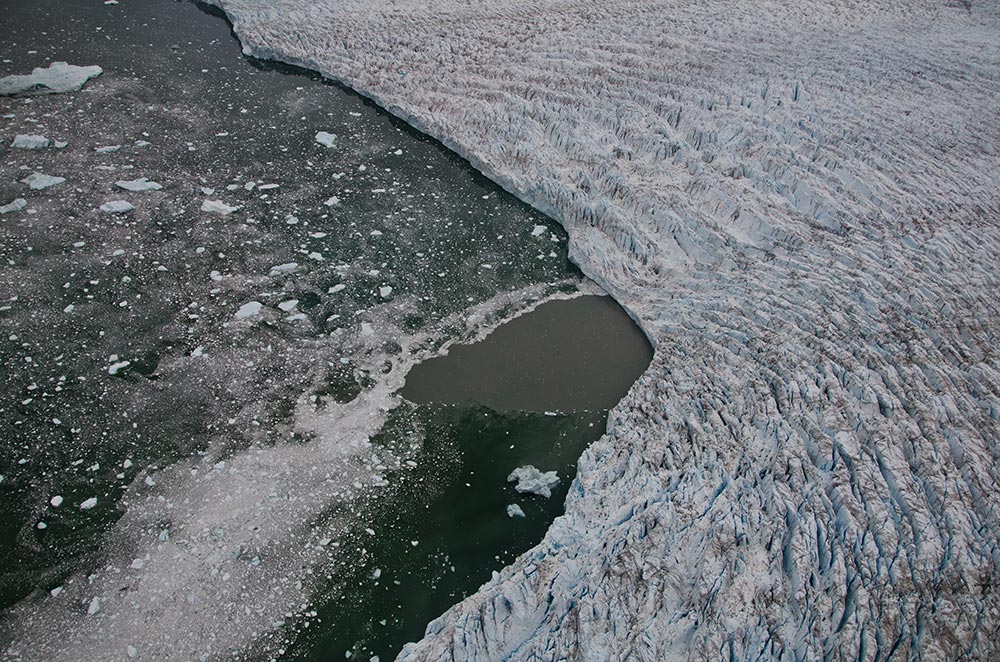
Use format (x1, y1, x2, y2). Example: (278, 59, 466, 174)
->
(193, 0, 1000, 658)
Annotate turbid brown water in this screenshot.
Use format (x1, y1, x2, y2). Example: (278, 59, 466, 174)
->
(400, 294, 653, 412)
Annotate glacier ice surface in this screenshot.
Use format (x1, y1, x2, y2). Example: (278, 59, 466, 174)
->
(507, 465, 560, 499)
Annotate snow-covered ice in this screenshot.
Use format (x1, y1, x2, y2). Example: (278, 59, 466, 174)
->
(234, 301, 263, 319)
(506, 466, 560, 498)
(115, 177, 163, 192)
(11, 134, 51, 149)
(314, 131, 337, 148)
(506, 504, 525, 518)
(22, 173, 66, 190)
(200, 199, 240, 215)
(0, 198, 28, 215)
(0, 62, 102, 96)
(99, 200, 134, 214)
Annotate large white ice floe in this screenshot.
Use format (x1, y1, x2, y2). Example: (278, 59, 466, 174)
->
(0, 62, 102, 95)
(99, 200, 134, 214)
(11, 134, 51, 150)
(0, 198, 28, 215)
(7, 0, 1000, 660)
(200, 199, 240, 215)
(115, 177, 163, 192)
(507, 465, 560, 498)
(22, 173, 66, 190)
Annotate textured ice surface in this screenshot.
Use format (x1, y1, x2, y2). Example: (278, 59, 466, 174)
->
(11, 134, 51, 150)
(98, 200, 134, 214)
(21, 173, 65, 190)
(0, 62, 102, 96)
(114, 177, 162, 192)
(507, 465, 560, 498)
(195, 0, 1000, 659)
(0, 198, 28, 214)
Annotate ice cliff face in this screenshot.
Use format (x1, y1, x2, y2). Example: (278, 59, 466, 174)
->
(207, 0, 1000, 658)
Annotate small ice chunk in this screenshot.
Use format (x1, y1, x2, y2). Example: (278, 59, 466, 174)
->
(130, 559, 144, 570)
(200, 200, 239, 215)
(0, 198, 28, 214)
(531, 224, 547, 236)
(115, 177, 162, 192)
(108, 360, 131, 375)
(277, 299, 298, 312)
(0, 62, 103, 96)
(315, 131, 337, 148)
(268, 262, 300, 277)
(54, 141, 68, 148)
(507, 504, 526, 518)
(50, 495, 63, 507)
(95, 145, 120, 153)
(22, 172, 65, 190)
(507, 465, 560, 498)
(324, 196, 340, 206)
(258, 183, 279, 190)
(235, 301, 263, 320)
(50, 586, 63, 597)
(11, 134, 50, 149)
(80, 497, 98, 510)
(328, 284, 346, 294)
(127, 646, 138, 659)
(200, 187, 215, 195)
(360, 322, 374, 337)
(379, 286, 393, 298)
(100, 200, 134, 214)
(87, 596, 101, 615)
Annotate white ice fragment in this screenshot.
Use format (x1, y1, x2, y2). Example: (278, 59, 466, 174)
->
(126, 646, 137, 659)
(531, 224, 547, 236)
(315, 131, 337, 148)
(0, 62, 102, 96)
(507, 504, 526, 518)
(50, 586, 63, 597)
(54, 141, 67, 148)
(50, 495, 63, 507)
(328, 284, 346, 294)
(379, 286, 393, 298)
(0, 198, 27, 214)
(87, 596, 101, 615)
(200, 187, 215, 195)
(235, 301, 263, 320)
(324, 195, 340, 206)
(22, 172, 65, 190)
(200, 200, 240, 215)
(115, 177, 162, 192)
(108, 360, 131, 375)
(258, 183, 279, 190)
(100, 200, 134, 214)
(63, 304, 75, 314)
(507, 465, 560, 498)
(11, 134, 50, 149)
(95, 145, 120, 154)
(80, 497, 98, 510)
(130, 559, 144, 570)
(268, 262, 300, 277)
(369, 230, 383, 236)
(360, 322, 374, 337)
(277, 299, 299, 312)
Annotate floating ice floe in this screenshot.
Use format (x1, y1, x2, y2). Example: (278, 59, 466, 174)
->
(0, 62, 102, 95)
(531, 224, 547, 236)
(314, 131, 337, 148)
(201, 199, 240, 215)
(79, 497, 98, 510)
(108, 360, 131, 375)
(268, 262, 300, 277)
(100, 200, 134, 214)
(0, 198, 28, 214)
(95, 145, 121, 154)
(115, 177, 162, 192)
(506, 504, 526, 518)
(11, 134, 50, 149)
(234, 301, 263, 320)
(22, 172, 65, 190)
(277, 299, 298, 312)
(379, 286, 393, 298)
(507, 465, 560, 498)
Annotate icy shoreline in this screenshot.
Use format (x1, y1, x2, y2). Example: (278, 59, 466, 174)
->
(196, 1, 1000, 659)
